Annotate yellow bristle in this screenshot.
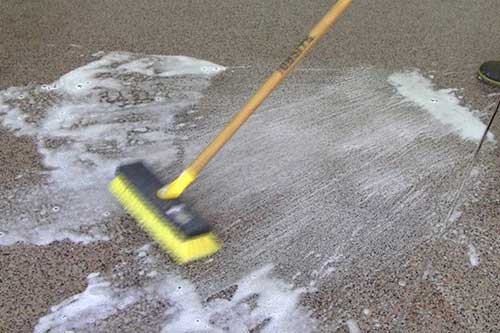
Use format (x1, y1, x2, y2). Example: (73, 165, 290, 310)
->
(109, 175, 220, 264)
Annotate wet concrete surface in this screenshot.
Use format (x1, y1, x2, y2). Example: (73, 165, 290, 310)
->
(1, 0, 500, 332)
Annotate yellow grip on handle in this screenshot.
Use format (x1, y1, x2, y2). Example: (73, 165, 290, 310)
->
(158, 0, 352, 200)
(157, 169, 196, 199)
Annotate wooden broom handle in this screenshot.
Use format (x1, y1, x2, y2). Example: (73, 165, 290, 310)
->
(158, 0, 352, 199)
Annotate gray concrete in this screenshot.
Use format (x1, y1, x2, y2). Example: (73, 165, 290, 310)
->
(1, 0, 499, 332)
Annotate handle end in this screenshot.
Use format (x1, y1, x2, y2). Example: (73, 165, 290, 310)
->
(157, 170, 196, 200)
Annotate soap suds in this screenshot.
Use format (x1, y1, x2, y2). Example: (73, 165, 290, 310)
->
(467, 243, 479, 267)
(34, 273, 141, 333)
(388, 71, 494, 142)
(0, 52, 224, 245)
(34, 265, 314, 333)
(346, 319, 361, 333)
(163, 264, 313, 332)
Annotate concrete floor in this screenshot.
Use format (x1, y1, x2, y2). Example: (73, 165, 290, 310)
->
(1, 0, 499, 332)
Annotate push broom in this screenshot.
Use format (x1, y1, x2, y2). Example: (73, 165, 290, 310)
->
(109, 0, 353, 264)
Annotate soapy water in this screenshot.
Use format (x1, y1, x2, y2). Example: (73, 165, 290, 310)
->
(467, 243, 479, 267)
(346, 319, 361, 333)
(0, 57, 492, 253)
(34, 264, 314, 333)
(1, 58, 495, 331)
(388, 71, 494, 142)
(0, 52, 224, 245)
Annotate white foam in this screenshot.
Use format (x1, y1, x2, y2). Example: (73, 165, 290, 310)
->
(346, 319, 361, 333)
(34, 273, 140, 333)
(467, 243, 479, 267)
(388, 71, 494, 142)
(35, 265, 314, 332)
(448, 210, 462, 223)
(0, 52, 224, 245)
(163, 264, 313, 332)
